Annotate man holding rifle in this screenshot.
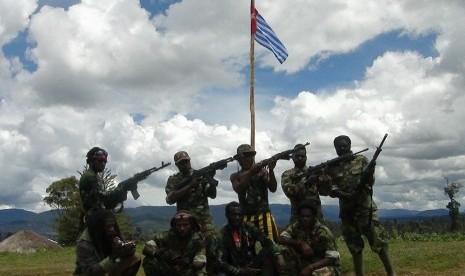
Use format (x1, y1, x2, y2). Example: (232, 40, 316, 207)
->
(166, 150, 234, 274)
(325, 135, 395, 276)
(230, 144, 280, 242)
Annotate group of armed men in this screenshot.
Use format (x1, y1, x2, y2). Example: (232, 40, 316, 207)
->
(74, 134, 396, 276)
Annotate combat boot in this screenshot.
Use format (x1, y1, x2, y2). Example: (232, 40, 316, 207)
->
(352, 253, 364, 276)
(378, 248, 396, 276)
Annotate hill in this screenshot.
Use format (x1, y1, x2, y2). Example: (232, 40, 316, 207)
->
(0, 205, 450, 238)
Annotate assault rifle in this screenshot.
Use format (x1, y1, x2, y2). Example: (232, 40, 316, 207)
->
(306, 148, 369, 176)
(257, 142, 310, 167)
(359, 133, 388, 190)
(174, 156, 236, 190)
(118, 161, 171, 199)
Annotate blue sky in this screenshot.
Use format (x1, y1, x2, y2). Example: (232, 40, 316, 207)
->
(1, 0, 464, 213)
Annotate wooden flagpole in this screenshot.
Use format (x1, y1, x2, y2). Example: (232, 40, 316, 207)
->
(250, 0, 256, 150)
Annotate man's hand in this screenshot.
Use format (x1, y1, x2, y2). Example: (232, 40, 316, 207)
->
(299, 264, 316, 276)
(298, 241, 314, 258)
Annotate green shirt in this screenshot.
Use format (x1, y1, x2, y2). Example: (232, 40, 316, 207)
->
(165, 170, 214, 232)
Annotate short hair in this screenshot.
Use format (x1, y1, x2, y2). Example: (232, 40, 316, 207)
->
(333, 135, 351, 146)
(225, 201, 242, 218)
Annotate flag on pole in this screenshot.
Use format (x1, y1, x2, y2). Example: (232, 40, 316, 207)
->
(251, 7, 288, 64)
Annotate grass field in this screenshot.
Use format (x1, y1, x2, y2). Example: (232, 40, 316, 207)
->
(1, 240, 465, 275)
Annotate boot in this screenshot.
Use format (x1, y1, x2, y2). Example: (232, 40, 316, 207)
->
(378, 248, 396, 276)
(352, 253, 364, 276)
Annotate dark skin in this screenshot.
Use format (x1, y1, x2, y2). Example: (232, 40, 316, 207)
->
(292, 148, 307, 170)
(89, 154, 107, 173)
(167, 159, 217, 203)
(226, 206, 285, 276)
(174, 219, 205, 271)
(331, 138, 355, 200)
(278, 208, 335, 276)
(230, 153, 277, 195)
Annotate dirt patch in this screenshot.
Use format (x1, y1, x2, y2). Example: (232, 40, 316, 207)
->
(0, 230, 62, 253)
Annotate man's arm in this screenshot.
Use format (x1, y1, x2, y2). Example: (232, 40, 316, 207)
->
(76, 240, 116, 275)
(165, 174, 199, 204)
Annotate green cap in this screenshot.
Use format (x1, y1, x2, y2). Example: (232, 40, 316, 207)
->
(174, 151, 190, 164)
(235, 144, 256, 159)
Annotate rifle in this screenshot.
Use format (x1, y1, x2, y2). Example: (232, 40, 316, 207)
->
(174, 156, 236, 190)
(306, 148, 369, 176)
(258, 142, 310, 167)
(360, 133, 388, 190)
(119, 161, 171, 199)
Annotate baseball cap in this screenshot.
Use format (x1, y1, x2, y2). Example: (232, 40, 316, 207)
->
(234, 144, 256, 159)
(174, 151, 190, 164)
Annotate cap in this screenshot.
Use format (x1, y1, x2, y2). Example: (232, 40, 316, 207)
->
(174, 151, 190, 164)
(234, 144, 256, 159)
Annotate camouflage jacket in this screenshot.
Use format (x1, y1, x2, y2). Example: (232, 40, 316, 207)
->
(281, 166, 322, 223)
(328, 155, 377, 218)
(165, 170, 214, 231)
(280, 221, 340, 265)
(149, 229, 207, 273)
(79, 169, 127, 213)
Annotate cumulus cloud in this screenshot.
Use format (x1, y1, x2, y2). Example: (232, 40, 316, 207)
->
(1, 0, 465, 213)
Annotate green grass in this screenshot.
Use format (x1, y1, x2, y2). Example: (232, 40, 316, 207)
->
(1, 241, 465, 275)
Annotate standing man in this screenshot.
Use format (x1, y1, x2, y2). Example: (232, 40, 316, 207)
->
(218, 201, 286, 276)
(328, 135, 395, 276)
(165, 151, 217, 237)
(230, 144, 279, 242)
(281, 144, 324, 225)
(278, 200, 340, 276)
(165, 151, 219, 273)
(142, 210, 207, 276)
(79, 147, 129, 230)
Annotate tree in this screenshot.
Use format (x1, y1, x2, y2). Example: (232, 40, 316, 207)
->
(44, 176, 81, 245)
(443, 177, 463, 231)
(44, 167, 134, 245)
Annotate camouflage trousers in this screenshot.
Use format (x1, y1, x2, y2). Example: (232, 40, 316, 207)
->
(281, 246, 340, 276)
(341, 211, 389, 255)
(142, 255, 207, 276)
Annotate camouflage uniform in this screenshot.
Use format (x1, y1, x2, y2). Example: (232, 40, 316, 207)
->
(142, 229, 207, 276)
(166, 170, 220, 274)
(237, 169, 279, 241)
(165, 170, 215, 234)
(280, 221, 340, 276)
(281, 166, 323, 225)
(328, 154, 389, 255)
(218, 222, 281, 275)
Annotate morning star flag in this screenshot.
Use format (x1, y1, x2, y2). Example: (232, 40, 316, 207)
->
(251, 8, 288, 64)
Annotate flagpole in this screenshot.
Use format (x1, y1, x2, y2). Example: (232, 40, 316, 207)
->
(250, 0, 256, 150)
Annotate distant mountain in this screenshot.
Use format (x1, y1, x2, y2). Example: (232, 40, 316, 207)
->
(0, 205, 451, 238)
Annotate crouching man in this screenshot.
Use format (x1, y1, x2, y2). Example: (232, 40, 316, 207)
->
(142, 210, 207, 276)
(278, 200, 340, 276)
(218, 201, 286, 276)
